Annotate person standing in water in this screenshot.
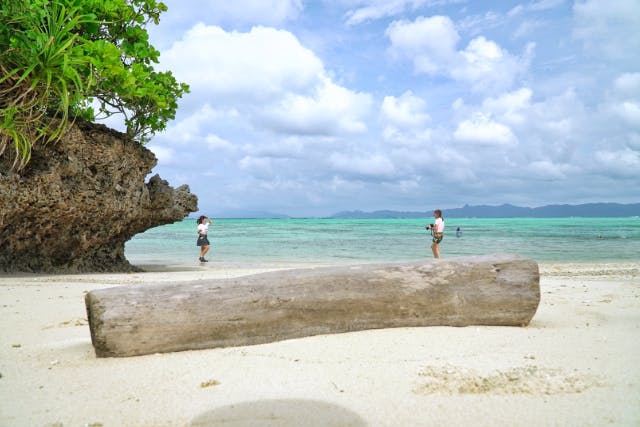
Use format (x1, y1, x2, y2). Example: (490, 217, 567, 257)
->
(196, 215, 212, 262)
(426, 209, 445, 259)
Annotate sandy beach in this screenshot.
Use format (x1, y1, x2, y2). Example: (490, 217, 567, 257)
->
(1, 261, 639, 427)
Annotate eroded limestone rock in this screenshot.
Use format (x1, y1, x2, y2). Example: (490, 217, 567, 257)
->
(0, 121, 197, 273)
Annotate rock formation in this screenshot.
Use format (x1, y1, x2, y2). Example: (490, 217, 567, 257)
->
(0, 120, 198, 273)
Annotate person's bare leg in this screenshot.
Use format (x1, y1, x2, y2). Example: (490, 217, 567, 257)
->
(200, 245, 209, 259)
(431, 242, 440, 259)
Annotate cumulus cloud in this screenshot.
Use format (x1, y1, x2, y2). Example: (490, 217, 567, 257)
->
(386, 16, 458, 73)
(141, 2, 640, 215)
(611, 102, 640, 127)
(239, 156, 275, 179)
(594, 149, 640, 178)
(386, 15, 534, 92)
(330, 152, 396, 180)
(573, 0, 640, 58)
(162, 25, 323, 103)
(160, 24, 372, 138)
(205, 134, 236, 151)
(381, 91, 430, 128)
(481, 88, 533, 125)
(158, 104, 236, 144)
(257, 77, 372, 135)
(628, 133, 640, 150)
(613, 73, 640, 96)
(380, 91, 432, 147)
(527, 160, 577, 181)
(454, 113, 517, 145)
(452, 37, 534, 92)
(600, 73, 640, 129)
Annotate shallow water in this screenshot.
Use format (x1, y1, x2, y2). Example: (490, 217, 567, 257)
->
(125, 217, 640, 266)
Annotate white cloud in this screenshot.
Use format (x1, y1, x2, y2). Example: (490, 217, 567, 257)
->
(386, 16, 534, 92)
(628, 133, 640, 150)
(482, 88, 533, 125)
(611, 102, 640, 127)
(343, 0, 461, 26)
(213, 0, 303, 25)
(381, 91, 430, 128)
(258, 77, 372, 135)
(380, 91, 432, 147)
(513, 20, 545, 39)
(140, 2, 640, 215)
(528, 88, 582, 138)
(160, 24, 371, 138)
(149, 146, 176, 165)
(454, 113, 517, 145)
(239, 156, 275, 179)
(330, 152, 396, 179)
(162, 0, 302, 27)
(594, 149, 640, 178)
(527, 160, 577, 180)
(386, 16, 459, 74)
(382, 126, 432, 147)
(457, 11, 502, 36)
(345, 0, 415, 26)
(454, 37, 535, 92)
(573, 0, 640, 58)
(600, 73, 640, 129)
(159, 104, 236, 144)
(205, 134, 236, 151)
(613, 73, 640, 98)
(163, 25, 323, 103)
(530, 0, 566, 11)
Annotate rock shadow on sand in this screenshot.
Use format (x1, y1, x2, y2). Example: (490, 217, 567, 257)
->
(190, 398, 367, 427)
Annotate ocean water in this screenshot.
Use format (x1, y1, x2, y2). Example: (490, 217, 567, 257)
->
(124, 217, 640, 266)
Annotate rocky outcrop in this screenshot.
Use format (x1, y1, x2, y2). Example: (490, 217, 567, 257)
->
(0, 121, 198, 273)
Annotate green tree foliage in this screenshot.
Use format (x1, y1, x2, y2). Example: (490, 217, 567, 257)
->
(0, 0, 189, 170)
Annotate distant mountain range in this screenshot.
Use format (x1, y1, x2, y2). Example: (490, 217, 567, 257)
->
(330, 203, 640, 218)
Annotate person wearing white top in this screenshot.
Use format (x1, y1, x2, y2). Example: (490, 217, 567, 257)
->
(196, 215, 212, 262)
(427, 209, 444, 259)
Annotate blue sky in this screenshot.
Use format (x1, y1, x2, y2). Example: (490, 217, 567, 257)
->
(111, 0, 640, 216)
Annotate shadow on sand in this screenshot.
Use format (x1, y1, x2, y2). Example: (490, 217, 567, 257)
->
(190, 398, 368, 427)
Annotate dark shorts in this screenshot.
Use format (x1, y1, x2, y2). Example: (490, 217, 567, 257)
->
(197, 235, 210, 246)
(432, 233, 443, 244)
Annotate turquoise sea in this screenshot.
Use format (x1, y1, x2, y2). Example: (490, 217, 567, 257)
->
(124, 217, 640, 266)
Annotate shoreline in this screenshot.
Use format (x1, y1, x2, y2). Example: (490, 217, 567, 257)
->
(1, 260, 639, 426)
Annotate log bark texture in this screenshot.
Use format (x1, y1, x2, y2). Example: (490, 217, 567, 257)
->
(85, 254, 540, 357)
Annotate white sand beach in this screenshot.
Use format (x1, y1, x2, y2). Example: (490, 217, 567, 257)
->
(1, 261, 639, 426)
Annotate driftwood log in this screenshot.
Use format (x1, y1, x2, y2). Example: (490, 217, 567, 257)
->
(85, 254, 540, 357)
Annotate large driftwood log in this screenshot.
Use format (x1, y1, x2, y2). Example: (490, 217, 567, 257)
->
(85, 254, 540, 357)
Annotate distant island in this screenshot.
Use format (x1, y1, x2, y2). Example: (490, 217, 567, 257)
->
(330, 203, 640, 218)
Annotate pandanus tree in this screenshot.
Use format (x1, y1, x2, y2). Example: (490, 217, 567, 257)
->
(0, 0, 189, 170)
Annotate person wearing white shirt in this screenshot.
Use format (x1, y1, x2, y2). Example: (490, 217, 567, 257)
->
(427, 209, 445, 259)
(196, 215, 212, 262)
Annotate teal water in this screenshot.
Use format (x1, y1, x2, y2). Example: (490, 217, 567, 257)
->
(125, 217, 640, 266)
